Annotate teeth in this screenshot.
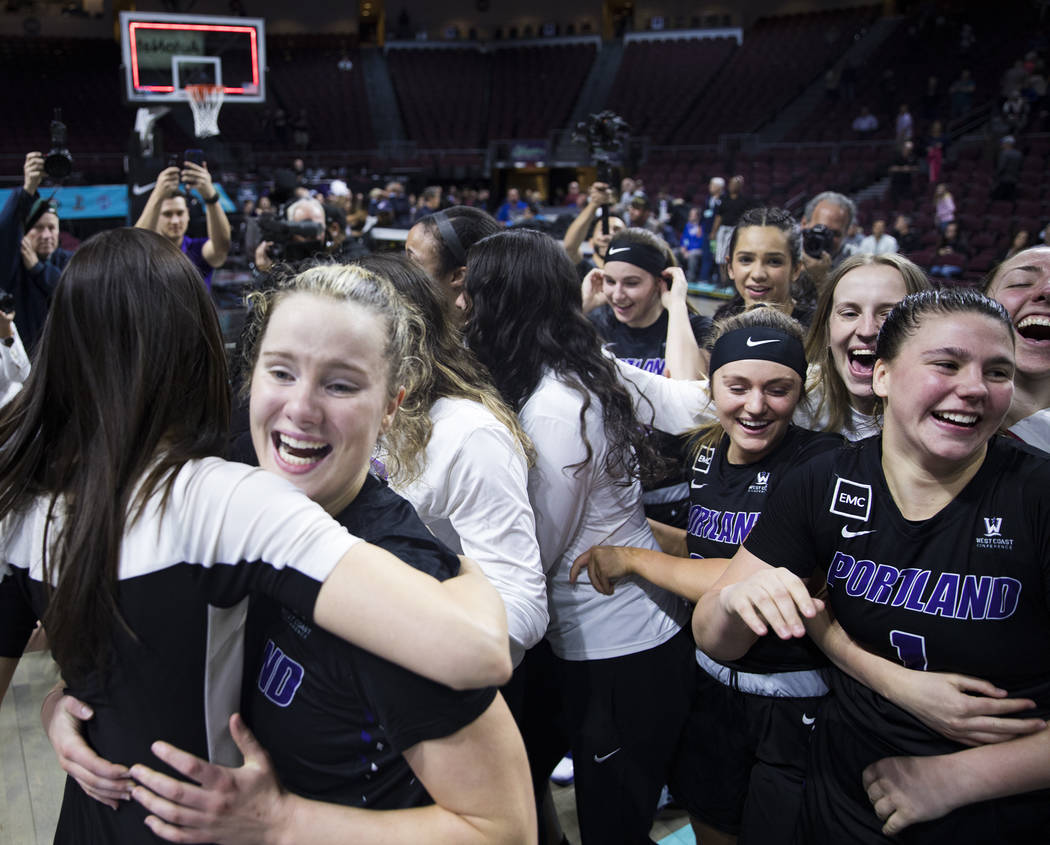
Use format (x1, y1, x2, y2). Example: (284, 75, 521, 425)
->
(738, 419, 768, 430)
(850, 349, 875, 359)
(1018, 316, 1050, 330)
(277, 447, 321, 466)
(936, 412, 978, 425)
(280, 435, 327, 450)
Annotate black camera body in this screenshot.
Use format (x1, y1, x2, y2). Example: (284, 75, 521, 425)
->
(0, 291, 15, 313)
(573, 110, 630, 186)
(802, 223, 836, 259)
(44, 108, 73, 180)
(258, 216, 325, 263)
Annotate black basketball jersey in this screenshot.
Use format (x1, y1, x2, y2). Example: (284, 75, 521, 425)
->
(243, 474, 496, 809)
(588, 305, 712, 375)
(688, 425, 842, 673)
(746, 435, 1050, 753)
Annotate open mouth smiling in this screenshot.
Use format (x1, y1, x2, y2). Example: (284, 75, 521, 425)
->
(273, 432, 332, 466)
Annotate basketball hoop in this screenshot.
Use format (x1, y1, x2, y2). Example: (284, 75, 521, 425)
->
(186, 84, 224, 139)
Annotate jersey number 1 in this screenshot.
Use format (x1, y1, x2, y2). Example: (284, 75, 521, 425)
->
(889, 630, 928, 671)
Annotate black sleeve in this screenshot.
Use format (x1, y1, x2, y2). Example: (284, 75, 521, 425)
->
(340, 477, 460, 581)
(688, 311, 714, 347)
(743, 458, 825, 579)
(352, 647, 497, 752)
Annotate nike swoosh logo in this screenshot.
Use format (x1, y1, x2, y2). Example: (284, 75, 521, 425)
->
(132, 183, 156, 196)
(593, 748, 621, 763)
(746, 337, 780, 347)
(691, 482, 707, 489)
(607, 246, 630, 255)
(841, 526, 876, 538)
(802, 713, 816, 726)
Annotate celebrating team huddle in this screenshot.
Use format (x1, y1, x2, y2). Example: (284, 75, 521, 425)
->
(1, 208, 1049, 845)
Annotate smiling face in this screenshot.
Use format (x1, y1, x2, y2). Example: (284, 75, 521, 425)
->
(713, 359, 802, 464)
(589, 215, 626, 262)
(728, 225, 800, 309)
(159, 196, 190, 244)
(986, 247, 1050, 379)
(601, 260, 665, 327)
(828, 264, 909, 413)
(250, 293, 403, 516)
(873, 312, 1014, 474)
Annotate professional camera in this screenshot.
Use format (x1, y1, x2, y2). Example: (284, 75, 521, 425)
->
(802, 223, 835, 259)
(258, 216, 326, 263)
(573, 110, 630, 186)
(43, 108, 73, 180)
(573, 111, 630, 235)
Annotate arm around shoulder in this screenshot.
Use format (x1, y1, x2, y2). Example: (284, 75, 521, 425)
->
(314, 543, 511, 690)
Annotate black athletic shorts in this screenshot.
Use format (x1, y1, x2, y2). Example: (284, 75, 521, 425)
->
(669, 664, 826, 844)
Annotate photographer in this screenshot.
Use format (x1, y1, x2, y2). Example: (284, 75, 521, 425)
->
(798, 190, 856, 308)
(562, 181, 626, 279)
(134, 160, 231, 288)
(0, 151, 74, 351)
(251, 197, 329, 274)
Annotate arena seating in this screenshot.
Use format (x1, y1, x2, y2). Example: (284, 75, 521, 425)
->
(488, 43, 596, 141)
(604, 37, 735, 145)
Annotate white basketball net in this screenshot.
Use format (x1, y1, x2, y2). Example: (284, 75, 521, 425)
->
(186, 84, 224, 138)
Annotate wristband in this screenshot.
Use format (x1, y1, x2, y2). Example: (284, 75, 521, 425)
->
(204, 192, 220, 205)
(2, 336, 14, 347)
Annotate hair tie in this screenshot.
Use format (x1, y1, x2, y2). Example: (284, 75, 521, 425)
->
(433, 211, 466, 266)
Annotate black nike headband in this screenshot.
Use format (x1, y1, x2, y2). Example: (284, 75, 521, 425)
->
(603, 240, 668, 279)
(708, 326, 808, 380)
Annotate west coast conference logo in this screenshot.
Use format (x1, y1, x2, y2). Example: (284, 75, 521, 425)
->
(977, 516, 1013, 550)
(748, 471, 771, 493)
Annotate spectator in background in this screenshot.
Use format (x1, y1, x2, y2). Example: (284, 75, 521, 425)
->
(628, 194, 674, 245)
(949, 68, 976, 118)
(0, 152, 74, 352)
(1003, 90, 1031, 134)
(678, 207, 704, 285)
(1003, 227, 1031, 261)
(799, 191, 856, 299)
(695, 177, 724, 283)
(135, 160, 231, 289)
(714, 175, 749, 281)
(563, 181, 627, 279)
(895, 103, 914, 145)
(563, 180, 581, 207)
(993, 135, 1023, 201)
(929, 220, 969, 281)
(414, 186, 443, 222)
(851, 105, 879, 134)
(888, 139, 919, 205)
(496, 188, 528, 226)
(841, 220, 865, 256)
(933, 182, 956, 229)
(921, 75, 939, 120)
(857, 218, 898, 255)
(1002, 59, 1027, 98)
(926, 120, 947, 184)
(893, 214, 920, 254)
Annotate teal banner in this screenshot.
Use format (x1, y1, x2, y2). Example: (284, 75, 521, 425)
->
(0, 184, 233, 220)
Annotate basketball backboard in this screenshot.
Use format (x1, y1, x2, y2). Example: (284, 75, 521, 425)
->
(120, 11, 266, 104)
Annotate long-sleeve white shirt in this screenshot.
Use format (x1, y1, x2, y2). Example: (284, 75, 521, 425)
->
(394, 397, 548, 667)
(521, 370, 687, 661)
